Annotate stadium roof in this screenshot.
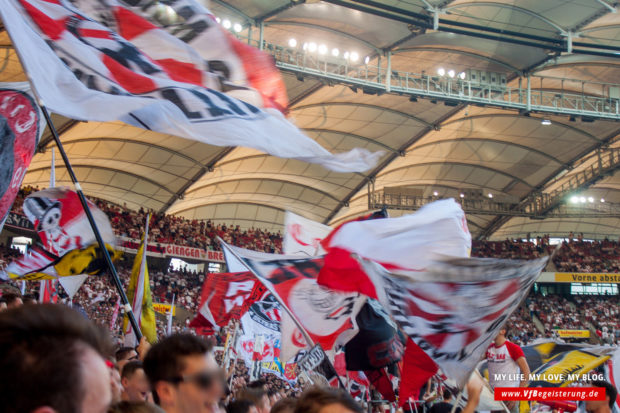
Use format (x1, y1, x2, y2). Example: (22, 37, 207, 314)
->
(2, 0, 620, 240)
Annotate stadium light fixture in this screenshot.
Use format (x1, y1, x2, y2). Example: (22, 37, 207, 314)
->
(216, 17, 221, 23)
(459, 72, 466, 80)
(580, 196, 586, 203)
(488, 193, 493, 198)
(570, 196, 579, 204)
(541, 119, 552, 126)
(222, 19, 231, 29)
(601, 198, 605, 203)
(332, 48, 339, 57)
(343, 51, 350, 59)
(447, 69, 455, 78)
(233, 23, 243, 33)
(459, 193, 465, 198)
(588, 196, 594, 203)
(308, 42, 317, 52)
(437, 67, 445, 76)
(288, 38, 297, 48)
(303, 43, 308, 51)
(318, 44, 327, 55)
(350, 52, 359, 62)
(364, 56, 370, 64)
(433, 191, 438, 196)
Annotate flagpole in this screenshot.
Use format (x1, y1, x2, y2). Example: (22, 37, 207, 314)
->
(2, 23, 143, 340)
(40, 106, 143, 340)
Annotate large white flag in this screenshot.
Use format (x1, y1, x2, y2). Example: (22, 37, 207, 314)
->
(283, 212, 331, 256)
(0, 0, 381, 172)
(359, 255, 547, 386)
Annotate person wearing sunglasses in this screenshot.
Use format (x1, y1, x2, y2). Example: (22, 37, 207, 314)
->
(144, 333, 225, 413)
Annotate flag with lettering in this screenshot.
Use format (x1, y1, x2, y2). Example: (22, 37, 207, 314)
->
(358, 255, 547, 387)
(0, 0, 381, 172)
(0, 82, 44, 234)
(189, 271, 267, 332)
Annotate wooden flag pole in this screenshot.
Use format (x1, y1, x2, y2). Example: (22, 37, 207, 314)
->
(40, 107, 143, 341)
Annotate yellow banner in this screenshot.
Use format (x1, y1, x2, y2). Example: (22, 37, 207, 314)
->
(556, 329, 590, 338)
(554, 273, 620, 283)
(153, 303, 176, 316)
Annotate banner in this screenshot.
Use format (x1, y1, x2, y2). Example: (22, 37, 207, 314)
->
(556, 329, 590, 338)
(237, 295, 281, 363)
(118, 237, 225, 262)
(298, 344, 342, 388)
(153, 302, 176, 316)
(359, 256, 547, 386)
(555, 273, 620, 283)
(0, 0, 380, 172)
(529, 349, 610, 387)
(0, 83, 43, 234)
(4, 212, 35, 232)
(283, 211, 331, 256)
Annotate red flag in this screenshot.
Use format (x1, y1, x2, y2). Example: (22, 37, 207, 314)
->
(399, 339, 438, 406)
(364, 368, 396, 402)
(189, 271, 267, 331)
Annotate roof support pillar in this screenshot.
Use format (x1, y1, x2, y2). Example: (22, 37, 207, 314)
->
(258, 21, 264, 50)
(386, 51, 391, 92)
(526, 74, 531, 112)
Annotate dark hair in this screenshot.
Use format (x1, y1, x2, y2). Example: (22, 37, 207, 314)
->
(592, 380, 617, 408)
(271, 397, 297, 413)
(3, 292, 22, 306)
(116, 346, 137, 361)
(108, 401, 165, 413)
(226, 399, 256, 413)
(238, 388, 268, 410)
(143, 333, 213, 405)
(122, 360, 144, 379)
(268, 389, 278, 397)
(22, 294, 38, 304)
(442, 389, 452, 400)
(294, 387, 363, 413)
(248, 379, 267, 389)
(0, 303, 112, 413)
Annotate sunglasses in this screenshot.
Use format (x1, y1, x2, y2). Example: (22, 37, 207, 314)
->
(167, 370, 226, 389)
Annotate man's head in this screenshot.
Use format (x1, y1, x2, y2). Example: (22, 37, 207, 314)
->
(495, 324, 511, 344)
(122, 360, 150, 401)
(586, 381, 617, 413)
(110, 362, 123, 404)
(143, 333, 224, 413)
(294, 388, 363, 413)
(116, 346, 139, 371)
(4, 292, 23, 308)
(226, 400, 257, 413)
(0, 298, 7, 311)
(237, 388, 269, 413)
(23, 294, 38, 305)
(0, 303, 112, 413)
(442, 390, 452, 401)
(271, 397, 297, 413)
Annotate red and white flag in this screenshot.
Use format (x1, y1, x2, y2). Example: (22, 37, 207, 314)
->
(189, 271, 267, 332)
(0, 0, 380, 172)
(221, 243, 365, 363)
(283, 211, 331, 257)
(0, 82, 44, 234)
(358, 255, 547, 388)
(318, 199, 471, 299)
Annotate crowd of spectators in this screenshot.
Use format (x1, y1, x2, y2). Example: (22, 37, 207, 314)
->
(10, 186, 283, 253)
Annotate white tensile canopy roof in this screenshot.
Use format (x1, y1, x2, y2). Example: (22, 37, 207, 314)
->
(2, 0, 620, 240)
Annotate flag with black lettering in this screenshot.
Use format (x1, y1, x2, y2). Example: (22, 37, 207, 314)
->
(0, 82, 43, 234)
(0, 0, 381, 172)
(359, 256, 547, 387)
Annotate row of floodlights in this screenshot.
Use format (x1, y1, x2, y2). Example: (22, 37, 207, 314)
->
(570, 196, 605, 204)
